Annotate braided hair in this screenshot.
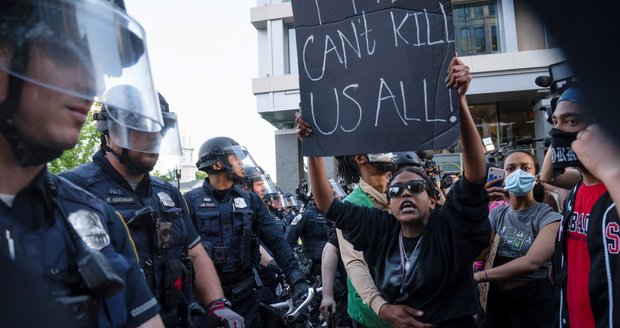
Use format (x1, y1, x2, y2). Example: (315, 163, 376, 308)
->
(336, 155, 361, 185)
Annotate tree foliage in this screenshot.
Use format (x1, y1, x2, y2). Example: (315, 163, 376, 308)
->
(48, 102, 100, 174)
(152, 168, 180, 183)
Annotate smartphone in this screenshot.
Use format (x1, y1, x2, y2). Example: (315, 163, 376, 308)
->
(487, 167, 505, 188)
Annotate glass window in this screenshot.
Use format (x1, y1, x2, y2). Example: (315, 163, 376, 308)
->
(285, 24, 298, 75)
(488, 3, 496, 16)
(473, 6, 483, 17)
(491, 25, 498, 51)
(452, 0, 501, 56)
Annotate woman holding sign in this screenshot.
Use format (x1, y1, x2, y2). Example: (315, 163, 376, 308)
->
(298, 57, 490, 328)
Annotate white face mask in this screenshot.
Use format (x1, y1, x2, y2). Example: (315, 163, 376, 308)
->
(503, 169, 536, 196)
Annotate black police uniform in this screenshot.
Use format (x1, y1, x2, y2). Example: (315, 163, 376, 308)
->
(184, 181, 307, 328)
(0, 168, 160, 327)
(270, 208, 288, 236)
(62, 150, 200, 327)
(284, 202, 331, 278)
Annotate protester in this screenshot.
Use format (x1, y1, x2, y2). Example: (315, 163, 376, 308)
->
(0, 1, 164, 326)
(300, 56, 491, 327)
(323, 153, 397, 328)
(475, 150, 560, 327)
(543, 88, 620, 327)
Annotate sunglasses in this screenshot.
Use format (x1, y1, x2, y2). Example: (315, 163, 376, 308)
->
(387, 180, 427, 199)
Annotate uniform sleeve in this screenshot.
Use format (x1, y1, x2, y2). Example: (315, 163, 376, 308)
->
(284, 212, 305, 247)
(59, 171, 90, 191)
(174, 189, 201, 249)
(254, 195, 305, 282)
(183, 193, 198, 227)
(102, 206, 160, 326)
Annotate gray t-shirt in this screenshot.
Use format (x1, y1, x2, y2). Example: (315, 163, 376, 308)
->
(489, 202, 561, 281)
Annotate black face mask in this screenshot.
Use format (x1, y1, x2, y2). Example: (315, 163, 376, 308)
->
(549, 128, 581, 178)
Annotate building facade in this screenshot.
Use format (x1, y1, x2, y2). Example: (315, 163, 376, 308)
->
(251, 0, 563, 193)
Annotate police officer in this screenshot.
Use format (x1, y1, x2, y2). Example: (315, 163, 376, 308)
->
(184, 136, 310, 327)
(282, 192, 302, 224)
(0, 0, 165, 326)
(264, 189, 289, 236)
(61, 92, 244, 327)
(285, 180, 346, 280)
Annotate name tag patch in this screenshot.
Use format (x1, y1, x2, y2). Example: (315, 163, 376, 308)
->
(106, 196, 135, 204)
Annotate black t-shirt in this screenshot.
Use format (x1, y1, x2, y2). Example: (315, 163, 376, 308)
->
(327, 178, 491, 324)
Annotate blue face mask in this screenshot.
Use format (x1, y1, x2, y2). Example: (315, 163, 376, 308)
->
(503, 169, 536, 196)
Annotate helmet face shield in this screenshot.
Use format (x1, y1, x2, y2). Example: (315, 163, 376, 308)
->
(158, 111, 181, 156)
(1, 0, 160, 124)
(285, 194, 301, 211)
(329, 178, 348, 199)
(252, 174, 278, 199)
(367, 152, 395, 163)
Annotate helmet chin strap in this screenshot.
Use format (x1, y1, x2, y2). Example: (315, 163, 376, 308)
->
(100, 135, 149, 176)
(0, 75, 63, 166)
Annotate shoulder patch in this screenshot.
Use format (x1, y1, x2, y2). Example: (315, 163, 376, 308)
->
(67, 209, 110, 250)
(157, 191, 176, 207)
(234, 197, 247, 209)
(291, 214, 303, 226)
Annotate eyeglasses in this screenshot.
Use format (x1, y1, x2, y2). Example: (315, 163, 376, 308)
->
(387, 180, 427, 199)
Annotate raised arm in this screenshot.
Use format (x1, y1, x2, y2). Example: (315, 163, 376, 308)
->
(540, 147, 581, 189)
(446, 56, 485, 183)
(296, 112, 335, 214)
(572, 125, 620, 216)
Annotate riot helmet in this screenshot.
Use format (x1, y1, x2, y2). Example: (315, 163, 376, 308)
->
(93, 89, 181, 175)
(196, 136, 260, 183)
(244, 165, 278, 199)
(265, 187, 285, 210)
(0, 0, 159, 166)
(284, 192, 302, 212)
(95, 88, 181, 155)
(328, 178, 348, 200)
(394, 151, 422, 169)
(306, 178, 347, 201)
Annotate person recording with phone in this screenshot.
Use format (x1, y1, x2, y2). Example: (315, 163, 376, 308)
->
(475, 151, 561, 328)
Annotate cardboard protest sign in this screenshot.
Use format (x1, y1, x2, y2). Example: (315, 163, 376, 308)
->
(292, 0, 460, 156)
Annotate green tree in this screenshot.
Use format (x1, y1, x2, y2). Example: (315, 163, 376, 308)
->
(49, 102, 100, 174)
(152, 169, 180, 183)
(195, 171, 207, 180)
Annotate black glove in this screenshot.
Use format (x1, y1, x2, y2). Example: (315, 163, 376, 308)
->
(292, 280, 310, 305)
(267, 259, 283, 274)
(206, 297, 244, 328)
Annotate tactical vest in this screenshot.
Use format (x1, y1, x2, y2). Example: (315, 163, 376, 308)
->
(271, 209, 288, 236)
(186, 186, 260, 280)
(66, 163, 191, 310)
(0, 176, 131, 328)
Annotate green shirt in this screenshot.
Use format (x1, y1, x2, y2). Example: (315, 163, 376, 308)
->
(343, 186, 391, 328)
